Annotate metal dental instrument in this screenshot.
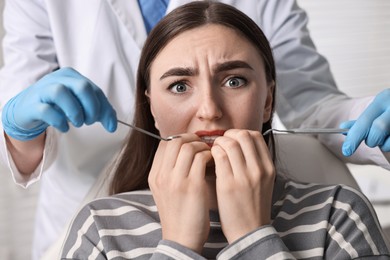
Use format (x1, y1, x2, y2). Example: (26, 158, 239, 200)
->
(119, 119, 348, 139)
(262, 128, 349, 136)
(117, 119, 180, 141)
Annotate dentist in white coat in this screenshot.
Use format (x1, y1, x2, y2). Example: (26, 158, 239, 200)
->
(1, 0, 389, 259)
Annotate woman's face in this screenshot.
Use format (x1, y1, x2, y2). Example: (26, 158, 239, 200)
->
(148, 24, 274, 143)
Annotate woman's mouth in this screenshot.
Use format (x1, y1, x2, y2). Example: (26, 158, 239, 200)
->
(196, 130, 226, 147)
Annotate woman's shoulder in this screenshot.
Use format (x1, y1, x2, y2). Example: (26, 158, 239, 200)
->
(281, 179, 369, 206)
(277, 178, 373, 212)
(281, 181, 388, 256)
(273, 178, 390, 257)
(66, 189, 159, 239)
(71, 189, 158, 226)
(62, 190, 162, 258)
(273, 176, 380, 229)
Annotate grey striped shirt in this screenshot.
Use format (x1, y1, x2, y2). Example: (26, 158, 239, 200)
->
(61, 176, 390, 259)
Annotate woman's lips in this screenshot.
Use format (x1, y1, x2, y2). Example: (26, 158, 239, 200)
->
(195, 130, 226, 146)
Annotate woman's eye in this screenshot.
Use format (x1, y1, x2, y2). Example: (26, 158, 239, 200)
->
(225, 77, 246, 88)
(169, 82, 188, 93)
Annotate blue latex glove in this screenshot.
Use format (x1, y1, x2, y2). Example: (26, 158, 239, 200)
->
(2, 67, 117, 141)
(341, 89, 390, 156)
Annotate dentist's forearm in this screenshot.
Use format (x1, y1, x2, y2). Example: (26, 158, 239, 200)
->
(4, 131, 45, 175)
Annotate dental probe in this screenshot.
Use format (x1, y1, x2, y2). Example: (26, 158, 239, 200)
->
(117, 119, 180, 141)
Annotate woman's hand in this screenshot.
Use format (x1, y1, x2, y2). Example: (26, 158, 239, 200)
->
(148, 134, 212, 253)
(211, 129, 275, 243)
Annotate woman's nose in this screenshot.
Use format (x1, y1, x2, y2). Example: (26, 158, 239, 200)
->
(196, 93, 222, 121)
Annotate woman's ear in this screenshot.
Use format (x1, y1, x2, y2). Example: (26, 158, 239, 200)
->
(145, 90, 160, 130)
(145, 89, 151, 103)
(263, 81, 275, 122)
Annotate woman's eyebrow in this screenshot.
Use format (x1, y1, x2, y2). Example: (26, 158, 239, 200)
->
(159, 60, 253, 80)
(213, 60, 254, 73)
(160, 67, 198, 80)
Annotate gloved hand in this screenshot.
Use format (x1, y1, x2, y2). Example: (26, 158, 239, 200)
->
(2, 67, 117, 141)
(341, 89, 390, 156)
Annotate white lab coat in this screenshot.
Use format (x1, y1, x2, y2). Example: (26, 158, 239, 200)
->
(0, 0, 388, 259)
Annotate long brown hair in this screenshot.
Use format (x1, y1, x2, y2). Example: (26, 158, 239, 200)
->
(110, 1, 276, 195)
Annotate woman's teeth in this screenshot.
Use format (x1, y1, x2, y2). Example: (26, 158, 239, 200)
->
(201, 136, 219, 144)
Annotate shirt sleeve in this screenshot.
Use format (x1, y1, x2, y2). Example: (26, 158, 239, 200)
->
(259, 0, 343, 128)
(0, 0, 59, 103)
(151, 240, 207, 260)
(0, 0, 60, 186)
(60, 200, 106, 260)
(325, 186, 390, 259)
(258, 0, 390, 168)
(217, 226, 295, 259)
(313, 95, 390, 169)
(0, 127, 58, 188)
(61, 197, 207, 260)
(217, 186, 390, 260)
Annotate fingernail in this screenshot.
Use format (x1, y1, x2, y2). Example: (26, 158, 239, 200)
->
(342, 143, 352, 157)
(109, 120, 117, 132)
(74, 119, 83, 127)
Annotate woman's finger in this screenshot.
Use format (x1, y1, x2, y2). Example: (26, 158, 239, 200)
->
(211, 144, 234, 181)
(160, 133, 200, 170)
(189, 150, 212, 183)
(174, 141, 210, 178)
(248, 130, 275, 178)
(212, 135, 246, 177)
(148, 140, 167, 187)
(224, 129, 261, 174)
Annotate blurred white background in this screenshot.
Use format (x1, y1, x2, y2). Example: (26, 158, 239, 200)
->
(0, 0, 389, 259)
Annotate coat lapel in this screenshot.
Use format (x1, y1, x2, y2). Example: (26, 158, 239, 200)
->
(105, 0, 194, 49)
(105, 0, 147, 49)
